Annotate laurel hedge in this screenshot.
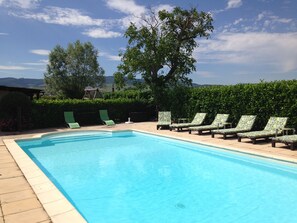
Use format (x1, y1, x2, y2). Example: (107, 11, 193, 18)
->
(31, 98, 154, 128)
(103, 89, 152, 101)
(0, 92, 32, 131)
(184, 80, 297, 130)
(2, 79, 295, 131)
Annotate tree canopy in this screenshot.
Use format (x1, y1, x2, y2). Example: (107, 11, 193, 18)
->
(114, 7, 213, 108)
(44, 40, 105, 99)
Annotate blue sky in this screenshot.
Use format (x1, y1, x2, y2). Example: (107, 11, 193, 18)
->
(0, 0, 296, 85)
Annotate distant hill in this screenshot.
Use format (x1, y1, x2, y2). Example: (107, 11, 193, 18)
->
(0, 77, 117, 89)
(0, 77, 210, 89)
(0, 77, 45, 89)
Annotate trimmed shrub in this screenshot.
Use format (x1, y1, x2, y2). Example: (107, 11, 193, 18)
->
(0, 92, 32, 131)
(31, 98, 154, 128)
(103, 89, 152, 101)
(185, 80, 297, 130)
(26, 79, 297, 130)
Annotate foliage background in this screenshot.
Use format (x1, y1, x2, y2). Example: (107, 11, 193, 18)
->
(115, 7, 213, 108)
(0, 92, 32, 131)
(1, 80, 296, 131)
(44, 40, 105, 99)
(178, 80, 297, 130)
(104, 80, 297, 130)
(31, 98, 154, 128)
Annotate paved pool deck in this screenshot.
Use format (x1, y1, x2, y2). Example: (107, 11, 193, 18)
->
(1, 122, 297, 223)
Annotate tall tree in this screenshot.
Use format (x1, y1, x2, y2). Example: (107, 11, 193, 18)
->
(45, 40, 105, 98)
(114, 7, 213, 108)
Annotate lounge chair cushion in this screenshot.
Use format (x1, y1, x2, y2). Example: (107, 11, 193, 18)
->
(264, 117, 288, 131)
(213, 128, 251, 135)
(237, 130, 276, 139)
(190, 124, 224, 131)
(189, 114, 229, 131)
(157, 111, 171, 125)
(170, 113, 206, 129)
(64, 111, 80, 129)
(99, 110, 115, 126)
(272, 134, 297, 149)
(68, 122, 80, 129)
(212, 115, 256, 134)
(272, 135, 297, 144)
(105, 120, 115, 126)
(157, 111, 171, 129)
(238, 117, 288, 139)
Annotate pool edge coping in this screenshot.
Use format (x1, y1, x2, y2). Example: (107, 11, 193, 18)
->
(4, 128, 297, 222)
(3, 129, 138, 223)
(3, 138, 88, 223)
(132, 129, 297, 166)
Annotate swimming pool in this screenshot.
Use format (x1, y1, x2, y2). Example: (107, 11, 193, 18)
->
(17, 130, 297, 223)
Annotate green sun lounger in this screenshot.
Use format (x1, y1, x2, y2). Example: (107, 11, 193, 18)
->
(157, 111, 171, 130)
(169, 113, 207, 131)
(211, 115, 256, 139)
(189, 114, 229, 135)
(64, 111, 80, 129)
(272, 134, 297, 150)
(237, 117, 288, 144)
(99, 110, 115, 126)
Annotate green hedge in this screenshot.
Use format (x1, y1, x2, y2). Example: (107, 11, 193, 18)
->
(0, 92, 32, 131)
(15, 79, 297, 131)
(103, 89, 152, 101)
(31, 98, 154, 128)
(183, 80, 297, 130)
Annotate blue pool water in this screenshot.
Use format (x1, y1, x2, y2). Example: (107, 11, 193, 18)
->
(17, 131, 297, 223)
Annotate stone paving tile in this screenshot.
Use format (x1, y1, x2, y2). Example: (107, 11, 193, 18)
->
(0, 149, 9, 155)
(31, 182, 57, 195)
(0, 162, 19, 169)
(0, 166, 23, 179)
(291, 153, 297, 157)
(0, 189, 36, 203)
(4, 208, 50, 223)
(0, 154, 15, 164)
(50, 209, 85, 223)
(0, 177, 31, 194)
(2, 197, 42, 216)
(43, 199, 74, 217)
(37, 189, 65, 204)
